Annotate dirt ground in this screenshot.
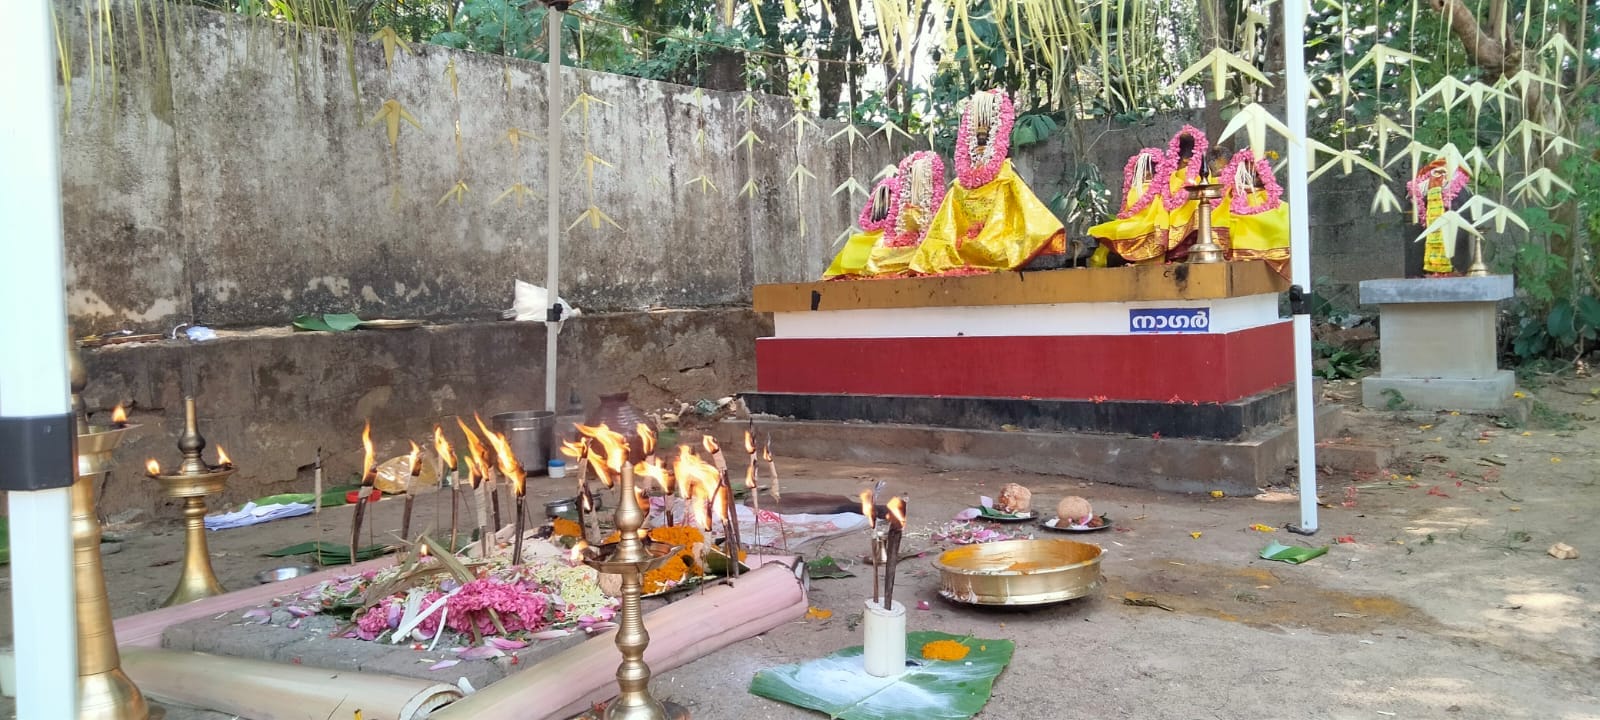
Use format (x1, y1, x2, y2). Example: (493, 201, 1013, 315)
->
(2, 376, 1597, 719)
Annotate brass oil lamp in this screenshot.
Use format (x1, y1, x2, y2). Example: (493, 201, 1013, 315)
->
(67, 340, 154, 720)
(145, 396, 233, 606)
(579, 428, 690, 720)
(1185, 179, 1228, 264)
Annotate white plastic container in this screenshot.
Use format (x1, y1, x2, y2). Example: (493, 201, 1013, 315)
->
(862, 599, 907, 677)
(547, 459, 566, 478)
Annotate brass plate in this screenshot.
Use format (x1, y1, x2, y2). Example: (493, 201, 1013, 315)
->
(933, 538, 1105, 606)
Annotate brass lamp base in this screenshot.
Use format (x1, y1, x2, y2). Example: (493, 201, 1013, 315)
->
(1186, 181, 1227, 264)
(74, 424, 154, 720)
(153, 470, 231, 607)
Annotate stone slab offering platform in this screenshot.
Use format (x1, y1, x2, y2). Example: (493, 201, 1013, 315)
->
(1359, 275, 1516, 411)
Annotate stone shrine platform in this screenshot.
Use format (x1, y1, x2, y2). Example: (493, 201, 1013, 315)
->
(745, 263, 1331, 493)
(1360, 275, 1516, 411)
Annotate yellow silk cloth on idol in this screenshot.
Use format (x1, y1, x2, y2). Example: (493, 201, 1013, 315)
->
(1088, 181, 1169, 263)
(909, 161, 1066, 275)
(1162, 163, 1203, 258)
(1422, 186, 1453, 274)
(822, 230, 883, 279)
(1214, 189, 1290, 281)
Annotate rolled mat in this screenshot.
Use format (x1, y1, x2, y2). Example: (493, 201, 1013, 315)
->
(430, 559, 809, 720)
(122, 648, 461, 720)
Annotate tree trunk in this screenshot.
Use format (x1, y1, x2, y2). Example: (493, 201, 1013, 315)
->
(1429, 0, 1514, 80)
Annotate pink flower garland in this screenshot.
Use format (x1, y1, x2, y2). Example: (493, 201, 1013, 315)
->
(858, 176, 900, 232)
(884, 151, 946, 247)
(1161, 125, 1210, 207)
(1116, 148, 1172, 219)
(1406, 163, 1471, 224)
(1221, 149, 1284, 216)
(954, 89, 1015, 190)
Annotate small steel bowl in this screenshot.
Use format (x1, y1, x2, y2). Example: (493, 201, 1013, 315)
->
(255, 565, 317, 585)
(545, 497, 578, 518)
(933, 538, 1104, 606)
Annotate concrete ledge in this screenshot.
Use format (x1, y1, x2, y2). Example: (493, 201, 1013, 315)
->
(741, 383, 1307, 441)
(730, 405, 1343, 496)
(1361, 371, 1515, 412)
(1359, 275, 1513, 305)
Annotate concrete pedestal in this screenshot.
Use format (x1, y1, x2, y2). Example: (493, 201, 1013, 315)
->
(1359, 275, 1515, 411)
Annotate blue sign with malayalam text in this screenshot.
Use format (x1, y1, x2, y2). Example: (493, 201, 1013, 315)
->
(1129, 308, 1211, 333)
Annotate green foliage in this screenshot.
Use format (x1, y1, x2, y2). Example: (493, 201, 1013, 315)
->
(1381, 388, 1409, 411)
(1313, 341, 1375, 380)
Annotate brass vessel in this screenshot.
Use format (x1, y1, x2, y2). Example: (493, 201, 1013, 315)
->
(582, 466, 690, 720)
(1185, 181, 1228, 264)
(68, 342, 154, 720)
(1466, 235, 1490, 277)
(933, 538, 1104, 606)
(149, 397, 233, 606)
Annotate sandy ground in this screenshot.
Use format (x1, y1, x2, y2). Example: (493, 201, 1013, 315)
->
(2, 377, 1597, 719)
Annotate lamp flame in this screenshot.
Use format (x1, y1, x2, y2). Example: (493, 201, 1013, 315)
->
(711, 486, 729, 529)
(859, 489, 875, 527)
(635, 457, 666, 493)
(570, 540, 590, 564)
(215, 445, 232, 467)
(637, 423, 656, 457)
(743, 430, 755, 454)
(111, 404, 128, 425)
(486, 431, 526, 495)
(576, 424, 629, 487)
(887, 497, 906, 529)
(433, 425, 456, 472)
(407, 441, 424, 477)
(360, 421, 375, 483)
(560, 438, 588, 461)
(456, 418, 489, 487)
(760, 440, 773, 463)
(146, 458, 161, 477)
(472, 414, 499, 468)
(691, 497, 711, 530)
(673, 446, 720, 501)
(702, 436, 720, 454)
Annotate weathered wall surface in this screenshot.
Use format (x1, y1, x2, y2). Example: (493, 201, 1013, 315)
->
(79, 309, 768, 517)
(58, 3, 899, 333)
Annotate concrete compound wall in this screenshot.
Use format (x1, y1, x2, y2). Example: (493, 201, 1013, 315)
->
(58, 2, 900, 333)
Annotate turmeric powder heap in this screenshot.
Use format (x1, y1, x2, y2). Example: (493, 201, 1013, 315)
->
(551, 517, 583, 538)
(920, 639, 971, 661)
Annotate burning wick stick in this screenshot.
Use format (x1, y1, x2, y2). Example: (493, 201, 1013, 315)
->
(743, 430, 761, 559)
(761, 436, 789, 550)
(860, 489, 879, 605)
(566, 439, 602, 545)
(457, 418, 493, 558)
(882, 497, 907, 610)
(350, 422, 377, 566)
(433, 426, 458, 552)
(703, 436, 741, 577)
(401, 441, 422, 542)
(474, 414, 504, 534)
(487, 430, 528, 565)
(111, 403, 128, 429)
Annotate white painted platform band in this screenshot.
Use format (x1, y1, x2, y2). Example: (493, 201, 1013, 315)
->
(772, 293, 1282, 339)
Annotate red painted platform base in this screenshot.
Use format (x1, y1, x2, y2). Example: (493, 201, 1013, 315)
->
(756, 321, 1293, 404)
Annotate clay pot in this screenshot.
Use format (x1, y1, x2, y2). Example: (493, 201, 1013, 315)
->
(585, 392, 656, 462)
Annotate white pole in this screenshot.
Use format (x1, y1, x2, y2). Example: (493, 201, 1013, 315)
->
(0, 1, 81, 717)
(1282, 0, 1319, 534)
(542, 2, 565, 415)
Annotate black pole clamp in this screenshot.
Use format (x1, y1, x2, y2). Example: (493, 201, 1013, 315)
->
(0, 413, 77, 491)
(1288, 284, 1309, 316)
(547, 303, 566, 323)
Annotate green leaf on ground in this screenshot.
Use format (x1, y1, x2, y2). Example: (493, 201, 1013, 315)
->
(265, 541, 390, 565)
(749, 631, 1014, 720)
(292, 313, 362, 332)
(806, 555, 855, 579)
(1259, 541, 1329, 564)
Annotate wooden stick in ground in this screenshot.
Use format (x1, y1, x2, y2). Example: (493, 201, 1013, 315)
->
(883, 496, 907, 609)
(350, 423, 378, 565)
(761, 437, 789, 549)
(401, 442, 422, 542)
(859, 489, 878, 603)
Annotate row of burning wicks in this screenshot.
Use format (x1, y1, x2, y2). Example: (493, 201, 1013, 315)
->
(561, 428, 783, 577)
(862, 491, 909, 609)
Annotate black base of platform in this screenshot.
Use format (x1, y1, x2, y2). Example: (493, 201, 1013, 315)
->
(742, 384, 1302, 441)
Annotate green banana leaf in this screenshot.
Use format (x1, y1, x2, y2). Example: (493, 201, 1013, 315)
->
(1259, 541, 1329, 564)
(806, 555, 855, 580)
(0, 516, 8, 565)
(976, 505, 1027, 520)
(292, 313, 362, 332)
(265, 541, 390, 566)
(253, 485, 359, 509)
(749, 632, 1014, 720)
